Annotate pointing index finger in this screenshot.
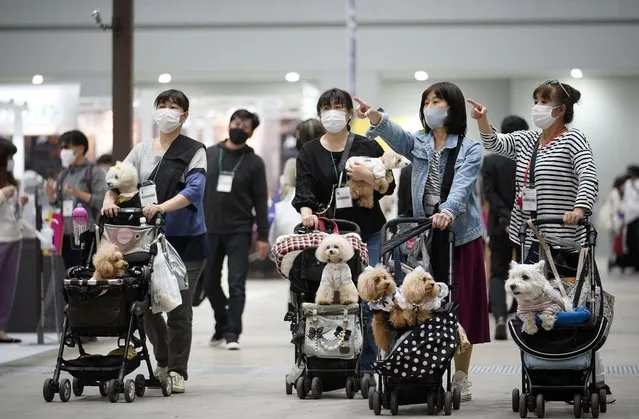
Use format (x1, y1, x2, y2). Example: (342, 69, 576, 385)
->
(467, 99, 481, 109)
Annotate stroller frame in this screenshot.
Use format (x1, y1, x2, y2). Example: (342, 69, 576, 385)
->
(368, 217, 462, 416)
(510, 217, 609, 419)
(281, 218, 368, 400)
(42, 208, 172, 403)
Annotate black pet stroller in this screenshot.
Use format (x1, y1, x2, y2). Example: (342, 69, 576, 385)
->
(509, 218, 613, 418)
(274, 218, 369, 400)
(367, 217, 463, 416)
(42, 208, 173, 403)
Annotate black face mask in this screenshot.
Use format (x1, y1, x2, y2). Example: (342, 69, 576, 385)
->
(229, 128, 249, 145)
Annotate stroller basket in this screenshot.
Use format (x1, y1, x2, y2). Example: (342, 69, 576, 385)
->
(102, 223, 156, 264)
(61, 355, 141, 382)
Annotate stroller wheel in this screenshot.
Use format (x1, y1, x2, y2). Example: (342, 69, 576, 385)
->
(519, 394, 528, 418)
(345, 377, 355, 399)
(134, 374, 146, 397)
(310, 377, 322, 399)
(452, 387, 462, 410)
(426, 391, 436, 416)
(361, 374, 372, 399)
(444, 391, 453, 416)
(295, 377, 306, 400)
(285, 377, 293, 395)
(107, 379, 119, 403)
(390, 391, 399, 416)
(599, 388, 607, 413)
(590, 393, 600, 418)
(42, 378, 56, 402)
(512, 388, 520, 412)
(368, 387, 375, 410)
(59, 378, 72, 403)
(99, 381, 108, 397)
(535, 394, 545, 418)
(161, 375, 172, 397)
(124, 379, 136, 403)
(72, 378, 84, 397)
(573, 394, 582, 418)
(372, 391, 382, 416)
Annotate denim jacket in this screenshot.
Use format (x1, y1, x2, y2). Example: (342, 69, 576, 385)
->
(367, 113, 484, 246)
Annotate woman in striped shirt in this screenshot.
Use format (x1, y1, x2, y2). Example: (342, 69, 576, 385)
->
(469, 80, 614, 403)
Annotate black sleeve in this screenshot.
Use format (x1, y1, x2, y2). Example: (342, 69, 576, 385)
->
(481, 157, 511, 226)
(251, 156, 270, 242)
(397, 165, 413, 217)
(292, 145, 320, 213)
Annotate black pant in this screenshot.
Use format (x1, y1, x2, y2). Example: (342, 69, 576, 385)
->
(204, 233, 251, 342)
(61, 234, 87, 270)
(624, 218, 639, 270)
(489, 233, 516, 320)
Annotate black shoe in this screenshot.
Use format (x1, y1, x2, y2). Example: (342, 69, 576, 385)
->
(494, 317, 508, 340)
(209, 333, 225, 348)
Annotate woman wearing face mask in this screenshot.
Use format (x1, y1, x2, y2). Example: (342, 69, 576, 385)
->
(293, 88, 396, 381)
(101, 89, 207, 394)
(356, 82, 488, 402)
(0, 138, 29, 343)
(470, 80, 614, 403)
(45, 130, 108, 270)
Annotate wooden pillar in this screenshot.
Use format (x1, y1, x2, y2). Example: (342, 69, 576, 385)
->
(112, 0, 134, 161)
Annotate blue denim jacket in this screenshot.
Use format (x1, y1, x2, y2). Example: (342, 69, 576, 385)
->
(367, 113, 484, 246)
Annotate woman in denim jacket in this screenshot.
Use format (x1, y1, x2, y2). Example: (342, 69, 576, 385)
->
(355, 82, 489, 402)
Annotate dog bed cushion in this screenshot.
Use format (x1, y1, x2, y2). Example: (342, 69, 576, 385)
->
(535, 307, 590, 327)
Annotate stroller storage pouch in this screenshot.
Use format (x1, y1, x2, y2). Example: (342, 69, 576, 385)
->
(302, 303, 362, 360)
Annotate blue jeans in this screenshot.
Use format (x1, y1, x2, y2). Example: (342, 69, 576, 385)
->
(360, 231, 382, 373)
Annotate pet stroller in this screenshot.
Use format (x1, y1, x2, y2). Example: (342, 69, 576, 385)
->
(509, 218, 613, 418)
(42, 208, 173, 403)
(274, 217, 369, 399)
(367, 217, 463, 416)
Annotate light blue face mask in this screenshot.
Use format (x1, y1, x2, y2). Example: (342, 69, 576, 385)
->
(423, 107, 449, 129)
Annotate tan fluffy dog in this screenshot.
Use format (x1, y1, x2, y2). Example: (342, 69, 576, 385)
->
(396, 266, 439, 327)
(92, 241, 129, 280)
(357, 265, 402, 353)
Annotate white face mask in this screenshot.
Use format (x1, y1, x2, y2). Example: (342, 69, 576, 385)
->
(320, 110, 349, 134)
(6, 159, 14, 172)
(60, 149, 76, 168)
(153, 108, 183, 134)
(532, 104, 558, 130)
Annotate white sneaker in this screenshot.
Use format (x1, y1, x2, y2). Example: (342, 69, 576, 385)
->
(226, 341, 241, 350)
(170, 372, 185, 393)
(154, 366, 168, 382)
(452, 370, 472, 402)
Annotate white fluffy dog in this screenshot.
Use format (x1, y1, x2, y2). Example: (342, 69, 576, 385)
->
(506, 260, 572, 335)
(315, 234, 358, 305)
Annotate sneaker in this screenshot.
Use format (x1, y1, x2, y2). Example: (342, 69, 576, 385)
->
(209, 334, 225, 347)
(170, 372, 185, 393)
(494, 317, 508, 340)
(596, 383, 616, 404)
(154, 366, 168, 382)
(452, 370, 472, 402)
(226, 341, 241, 351)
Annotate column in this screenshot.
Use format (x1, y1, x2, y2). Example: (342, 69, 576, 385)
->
(111, 0, 134, 160)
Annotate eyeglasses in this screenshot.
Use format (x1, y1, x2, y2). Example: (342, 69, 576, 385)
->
(546, 79, 570, 99)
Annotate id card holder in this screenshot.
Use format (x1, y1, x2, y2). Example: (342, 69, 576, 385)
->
(335, 187, 353, 209)
(139, 181, 159, 207)
(217, 171, 234, 193)
(522, 187, 537, 212)
(62, 199, 74, 217)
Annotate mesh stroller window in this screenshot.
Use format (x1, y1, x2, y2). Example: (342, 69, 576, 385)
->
(102, 224, 156, 263)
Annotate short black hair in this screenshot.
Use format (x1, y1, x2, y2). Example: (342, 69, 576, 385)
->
(230, 109, 260, 131)
(419, 82, 467, 136)
(627, 165, 639, 178)
(154, 89, 190, 112)
(501, 115, 529, 134)
(316, 88, 354, 115)
(59, 130, 89, 155)
(96, 154, 113, 165)
(296, 118, 325, 150)
(532, 80, 581, 124)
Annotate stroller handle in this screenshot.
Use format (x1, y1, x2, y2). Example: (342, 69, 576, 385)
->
(294, 218, 361, 236)
(518, 217, 596, 245)
(100, 207, 164, 227)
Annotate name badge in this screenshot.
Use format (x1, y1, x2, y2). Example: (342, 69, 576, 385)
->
(217, 172, 234, 193)
(522, 187, 537, 212)
(62, 199, 74, 217)
(139, 182, 159, 208)
(335, 187, 353, 209)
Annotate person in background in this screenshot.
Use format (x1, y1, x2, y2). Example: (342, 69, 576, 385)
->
(204, 109, 270, 351)
(358, 81, 488, 402)
(599, 175, 629, 271)
(471, 79, 614, 403)
(620, 166, 639, 271)
(0, 138, 28, 343)
(396, 165, 413, 218)
(481, 115, 528, 340)
(96, 154, 113, 173)
(45, 130, 107, 270)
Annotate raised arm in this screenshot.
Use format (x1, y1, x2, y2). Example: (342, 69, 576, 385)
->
(468, 99, 520, 160)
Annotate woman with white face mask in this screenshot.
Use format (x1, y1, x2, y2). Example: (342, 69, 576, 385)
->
(470, 81, 614, 403)
(101, 89, 207, 395)
(292, 88, 396, 380)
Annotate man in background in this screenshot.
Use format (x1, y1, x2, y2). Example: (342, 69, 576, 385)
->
(481, 115, 528, 340)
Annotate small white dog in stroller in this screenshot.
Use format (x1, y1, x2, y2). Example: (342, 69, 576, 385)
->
(314, 234, 359, 305)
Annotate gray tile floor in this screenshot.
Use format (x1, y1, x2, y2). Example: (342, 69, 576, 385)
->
(1, 265, 638, 418)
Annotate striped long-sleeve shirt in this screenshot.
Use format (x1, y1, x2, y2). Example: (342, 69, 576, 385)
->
(480, 127, 598, 246)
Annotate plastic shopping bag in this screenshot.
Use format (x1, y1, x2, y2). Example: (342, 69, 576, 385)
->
(160, 235, 188, 290)
(150, 245, 183, 314)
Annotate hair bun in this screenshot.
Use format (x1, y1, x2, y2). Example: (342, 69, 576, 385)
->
(569, 85, 581, 104)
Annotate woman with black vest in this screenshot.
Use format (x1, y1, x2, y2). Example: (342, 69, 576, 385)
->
(102, 89, 207, 394)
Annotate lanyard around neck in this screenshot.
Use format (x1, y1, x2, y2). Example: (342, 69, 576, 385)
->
(219, 148, 245, 174)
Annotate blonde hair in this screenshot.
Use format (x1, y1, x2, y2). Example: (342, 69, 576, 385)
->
(280, 157, 297, 198)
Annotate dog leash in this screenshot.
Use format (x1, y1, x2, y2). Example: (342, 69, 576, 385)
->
(526, 219, 568, 299)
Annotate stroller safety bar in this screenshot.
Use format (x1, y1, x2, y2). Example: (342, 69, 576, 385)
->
(293, 217, 362, 236)
(518, 217, 596, 246)
(64, 279, 124, 286)
(99, 207, 165, 227)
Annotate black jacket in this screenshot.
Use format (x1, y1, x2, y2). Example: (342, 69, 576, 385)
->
(481, 153, 516, 236)
(204, 142, 269, 241)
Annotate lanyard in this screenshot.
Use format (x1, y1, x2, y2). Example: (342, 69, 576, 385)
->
(218, 149, 245, 174)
